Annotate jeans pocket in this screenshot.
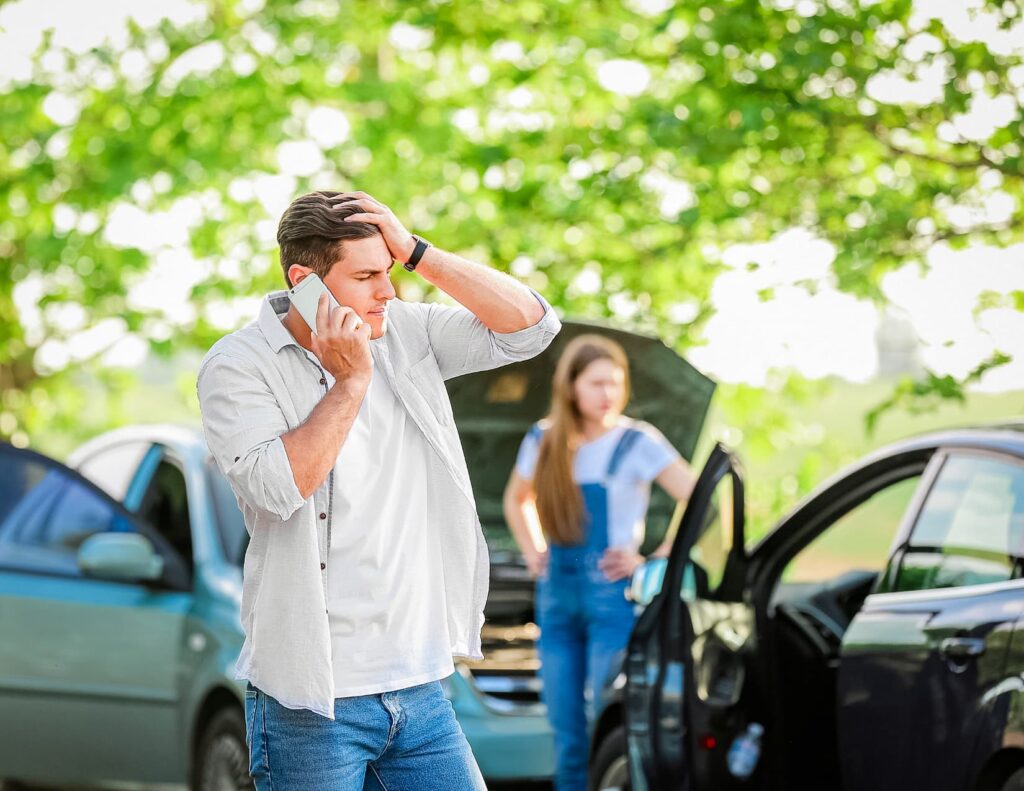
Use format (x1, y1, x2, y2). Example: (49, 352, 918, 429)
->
(244, 690, 258, 751)
(591, 578, 632, 617)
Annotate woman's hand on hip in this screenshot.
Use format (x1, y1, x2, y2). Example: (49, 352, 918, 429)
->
(525, 547, 549, 579)
(599, 547, 645, 582)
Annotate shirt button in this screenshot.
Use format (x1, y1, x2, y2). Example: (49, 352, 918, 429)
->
(319, 377, 326, 385)
(320, 562, 326, 570)
(319, 512, 326, 520)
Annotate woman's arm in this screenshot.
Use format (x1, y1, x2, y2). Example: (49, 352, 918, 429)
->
(502, 470, 548, 577)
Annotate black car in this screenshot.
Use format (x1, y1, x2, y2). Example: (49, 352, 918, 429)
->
(591, 424, 1024, 791)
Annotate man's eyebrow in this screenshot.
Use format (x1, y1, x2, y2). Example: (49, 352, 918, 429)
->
(352, 262, 395, 276)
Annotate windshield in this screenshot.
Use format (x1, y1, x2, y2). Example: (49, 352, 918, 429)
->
(205, 458, 248, 567)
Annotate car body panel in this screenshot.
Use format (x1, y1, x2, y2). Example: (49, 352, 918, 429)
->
(0, 443, 194, 784)
(0, 568, 192, 784)
(840, 582, 1023, 791)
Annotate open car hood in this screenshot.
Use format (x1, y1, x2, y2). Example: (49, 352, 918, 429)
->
(446, 319, 716, 563)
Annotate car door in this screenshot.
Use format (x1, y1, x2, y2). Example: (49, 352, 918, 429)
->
(76, 439, 199, 576)
(123, 444, 196, 577)
(839, 450, 1024, 791)
(0, 443, 192, 785)
(625, 443, 752, 791)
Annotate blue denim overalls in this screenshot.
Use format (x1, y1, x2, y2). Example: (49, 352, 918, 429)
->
(534, 425, 644, 791)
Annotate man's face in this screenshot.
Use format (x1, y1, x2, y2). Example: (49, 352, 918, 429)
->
(292, 235, 397, 340)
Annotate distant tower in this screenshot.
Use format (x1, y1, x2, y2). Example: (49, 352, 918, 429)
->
(875, 306, 923, 378)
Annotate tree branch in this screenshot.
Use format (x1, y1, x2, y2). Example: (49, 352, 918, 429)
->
(873, 124, 1020, 179)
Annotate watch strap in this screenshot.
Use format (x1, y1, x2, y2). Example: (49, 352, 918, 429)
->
(403, 235, 431, 272)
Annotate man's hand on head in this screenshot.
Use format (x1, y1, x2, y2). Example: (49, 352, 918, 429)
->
(331, 192, 417, 265)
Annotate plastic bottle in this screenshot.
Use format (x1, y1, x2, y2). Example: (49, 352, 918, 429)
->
(726, 722, 764, 779)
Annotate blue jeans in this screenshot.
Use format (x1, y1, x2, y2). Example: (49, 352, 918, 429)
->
(537, 550, 638, 791)
(243, 678, 486, 790)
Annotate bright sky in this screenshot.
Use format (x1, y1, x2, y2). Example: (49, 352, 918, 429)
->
(4, 0, 1023, 392)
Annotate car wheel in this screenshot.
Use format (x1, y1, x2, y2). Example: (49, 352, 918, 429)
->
(194, 706, 253, 791)
(1002, 768, 1024, 791)
(590, 725, 630, 791)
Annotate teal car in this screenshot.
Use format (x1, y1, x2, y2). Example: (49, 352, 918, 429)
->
(0, 424, 554, 789)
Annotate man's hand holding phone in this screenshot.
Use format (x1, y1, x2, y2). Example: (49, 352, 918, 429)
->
(310, 292, 373, 386)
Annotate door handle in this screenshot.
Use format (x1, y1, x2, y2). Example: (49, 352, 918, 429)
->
(940, 637, 986, 660)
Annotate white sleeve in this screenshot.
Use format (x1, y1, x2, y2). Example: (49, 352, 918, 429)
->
(514, 424, 543, 481)
(630, 423, 682, 482)
(197, 352, 307, 523)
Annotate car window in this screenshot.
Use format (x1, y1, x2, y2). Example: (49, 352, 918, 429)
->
(683, 472, 735, 600)
(136, 457, 194, 576)
(891, 454, 1024, 593)
(206, 457, 248, 566)
(0, 448, 136, 576)
(782, 476, 922, 584)
(76, 442, 150, 501)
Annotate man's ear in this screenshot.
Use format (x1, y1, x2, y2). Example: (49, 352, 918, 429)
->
(287, 265, 311, 288)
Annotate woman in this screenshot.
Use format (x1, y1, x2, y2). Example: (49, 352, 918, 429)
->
(503, 333, 698, 791)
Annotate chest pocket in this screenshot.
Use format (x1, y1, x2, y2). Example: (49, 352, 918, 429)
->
(404, 353, 454, 427)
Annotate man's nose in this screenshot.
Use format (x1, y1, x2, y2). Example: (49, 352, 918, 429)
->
(377, 278, 397, 301)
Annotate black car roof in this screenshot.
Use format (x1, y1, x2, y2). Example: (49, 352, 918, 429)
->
(874, 422, 1024, 459)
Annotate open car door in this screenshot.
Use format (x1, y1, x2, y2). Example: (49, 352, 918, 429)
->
(625, 442, 757, 791)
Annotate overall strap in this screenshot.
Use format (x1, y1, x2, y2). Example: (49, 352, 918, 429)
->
(606, 427, 643, 479)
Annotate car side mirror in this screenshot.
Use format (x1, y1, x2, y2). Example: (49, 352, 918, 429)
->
(78, 532, 164, 583)
(629, 557, 668, 606)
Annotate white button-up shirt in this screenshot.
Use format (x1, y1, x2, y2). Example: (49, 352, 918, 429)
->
(196, 288, 560, 719)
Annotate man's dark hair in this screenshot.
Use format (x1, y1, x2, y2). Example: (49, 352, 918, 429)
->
(276, 191, 380, 287)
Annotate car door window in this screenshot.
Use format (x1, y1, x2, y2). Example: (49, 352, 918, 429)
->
(891, 454, 1024, 593)
(136, 457, 194, 577)
(0, 447, 136, 576)
(76, 441, 150, 501)
(782, 476, 922, 583)
(683, 472, 735, 600)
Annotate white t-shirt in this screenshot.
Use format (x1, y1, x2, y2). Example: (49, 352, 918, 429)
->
(515, 417, 680, 550)
(325, 350, 454, 697)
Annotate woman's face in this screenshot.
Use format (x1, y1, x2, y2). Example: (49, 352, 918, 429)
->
(572, 358, 626, 424)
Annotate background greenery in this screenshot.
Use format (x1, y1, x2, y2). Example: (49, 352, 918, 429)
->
(2, 0, 1021, 534)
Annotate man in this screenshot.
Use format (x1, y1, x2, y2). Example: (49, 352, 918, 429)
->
(197, 190, 561, 789)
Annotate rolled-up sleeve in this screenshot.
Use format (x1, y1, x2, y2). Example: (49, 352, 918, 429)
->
(197, 352, 307, 524)
(420, 288, 562, 380)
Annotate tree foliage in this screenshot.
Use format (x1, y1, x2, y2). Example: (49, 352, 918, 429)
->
(1, 0, 1021, 445)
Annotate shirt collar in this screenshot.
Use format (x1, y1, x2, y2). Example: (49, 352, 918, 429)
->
(258, 290, 300, 354)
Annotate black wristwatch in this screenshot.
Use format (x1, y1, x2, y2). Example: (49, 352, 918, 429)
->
(403, 235, 431, 272)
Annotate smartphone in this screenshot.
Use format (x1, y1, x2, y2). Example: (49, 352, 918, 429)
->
(288, 273, 341, 334)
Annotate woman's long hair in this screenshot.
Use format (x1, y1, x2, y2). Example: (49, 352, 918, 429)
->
(534, 334, 631, 546)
